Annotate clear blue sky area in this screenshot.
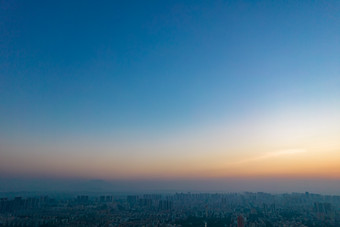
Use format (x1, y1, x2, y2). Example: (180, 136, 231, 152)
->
(1, 0, 339, 139)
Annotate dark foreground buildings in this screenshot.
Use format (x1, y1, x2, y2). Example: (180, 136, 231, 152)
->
(1, 192, 340, 226)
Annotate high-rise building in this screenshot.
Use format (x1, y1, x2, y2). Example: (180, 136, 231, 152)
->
(158, 200, 173, 210)
(237, 215, 245, 227)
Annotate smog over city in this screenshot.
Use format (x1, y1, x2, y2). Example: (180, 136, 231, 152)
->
(1, 0, 340, 226)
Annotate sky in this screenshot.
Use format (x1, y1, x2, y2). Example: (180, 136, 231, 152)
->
(1, 0, 340, 193)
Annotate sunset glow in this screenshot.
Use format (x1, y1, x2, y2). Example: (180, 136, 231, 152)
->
(1, 0, 340, 193)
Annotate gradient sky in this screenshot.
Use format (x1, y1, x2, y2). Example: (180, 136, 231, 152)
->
(1, 1, 340, 190)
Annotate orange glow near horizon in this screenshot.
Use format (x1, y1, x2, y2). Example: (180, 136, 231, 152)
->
(1, 107, 340, 180)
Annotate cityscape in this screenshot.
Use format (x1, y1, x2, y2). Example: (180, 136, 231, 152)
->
(1, 0, 340, 226)
(1, 192, 340, 226)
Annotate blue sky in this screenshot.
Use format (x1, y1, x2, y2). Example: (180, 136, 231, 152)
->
(1, 1, 340, 185)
